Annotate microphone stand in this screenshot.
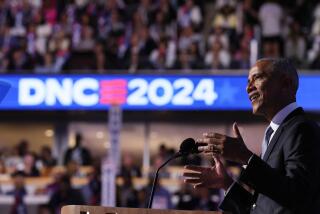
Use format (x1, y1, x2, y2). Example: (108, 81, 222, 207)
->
(147, 152, 183, 208)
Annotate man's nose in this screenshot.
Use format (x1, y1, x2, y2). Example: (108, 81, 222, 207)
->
(246, 81, 254, 93)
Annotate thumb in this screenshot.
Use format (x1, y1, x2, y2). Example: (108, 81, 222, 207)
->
(213, 155, 224, 173)
(233, 122, 243, 140)
(213, 155, 223, 168)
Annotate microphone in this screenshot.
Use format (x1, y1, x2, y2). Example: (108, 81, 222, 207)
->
(147, 138, 199, 208)
(178, 138, 200, 156)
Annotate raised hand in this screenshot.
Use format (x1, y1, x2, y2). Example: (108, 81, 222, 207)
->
(197, 122, 253, 164)
(183, 156, 233, 191)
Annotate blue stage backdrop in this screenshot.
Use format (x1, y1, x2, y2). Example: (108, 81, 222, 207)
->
(0, 75, 319, 111)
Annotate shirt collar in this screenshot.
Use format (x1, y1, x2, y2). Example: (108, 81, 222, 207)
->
(270, 102, 298, 131)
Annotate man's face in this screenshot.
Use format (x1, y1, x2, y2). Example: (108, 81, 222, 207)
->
(246, 62, 283, 117)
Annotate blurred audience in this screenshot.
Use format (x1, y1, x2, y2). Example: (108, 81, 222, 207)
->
(7, 171, 28, 214)
(0, 159, 6, 174)
(205, 39, 231, 69)
(150, 155, 170, 178)
(1, 0, 319, 72)
(38, 146, 57, 168)
(177, 0, 203, 31)
(116, 174, 139, 207)
(65, 160, 83, 177)
(119, 152, 142, 178)
(48, 174, 85, 213)
(258, 0, 284, 57)
(81, 162, 101, 205)
(0, 140, 219, 212)
(41, 170, 65, 197)
(174, 183, 199, 210)
(174, 183, 220, 211)
(63, 133, 92, 166)
(17, 140, 29, 158)
(22, 152, 40, 177)
(145, 176, 173, 209)
(285, 21, 306, 68)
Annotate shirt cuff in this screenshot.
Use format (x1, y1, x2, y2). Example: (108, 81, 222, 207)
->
(242, 154, 255, 169)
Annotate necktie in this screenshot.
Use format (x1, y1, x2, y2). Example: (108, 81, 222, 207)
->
(261, 126, 274, 158)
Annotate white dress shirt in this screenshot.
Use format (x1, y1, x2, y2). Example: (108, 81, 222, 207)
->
(268, 102, 299, 142)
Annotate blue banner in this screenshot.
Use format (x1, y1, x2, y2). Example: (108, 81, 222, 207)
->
(0, 75, 319, 111)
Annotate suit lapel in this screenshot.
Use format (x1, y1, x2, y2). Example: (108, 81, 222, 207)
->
(262, 107, 304, 162)
(262, 127, 283, 161)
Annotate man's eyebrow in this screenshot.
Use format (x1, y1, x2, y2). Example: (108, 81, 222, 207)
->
(248, 73, 257, 82)
(247, 72, 264, 83)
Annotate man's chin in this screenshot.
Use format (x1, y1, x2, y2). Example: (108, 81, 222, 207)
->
(252, 105, 263, 116)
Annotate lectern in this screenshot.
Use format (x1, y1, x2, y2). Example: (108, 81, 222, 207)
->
(61, 205, 222, 214)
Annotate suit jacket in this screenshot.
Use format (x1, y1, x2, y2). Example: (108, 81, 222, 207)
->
(220, 108, 320, 214)
(63, 147, 92, 166)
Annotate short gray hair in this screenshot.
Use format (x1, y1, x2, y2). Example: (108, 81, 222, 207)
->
(257, 58, 299, 93)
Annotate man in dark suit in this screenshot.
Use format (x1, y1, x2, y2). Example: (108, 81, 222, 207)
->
(183, 58, 320, 213)
(64, 133, 92, 166)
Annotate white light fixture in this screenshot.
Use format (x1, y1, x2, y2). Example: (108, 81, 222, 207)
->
(45, 129, 54, 137)
(96, 131, 104, 139)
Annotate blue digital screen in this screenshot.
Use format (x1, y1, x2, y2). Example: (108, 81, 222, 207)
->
(0, 75, 319, 111)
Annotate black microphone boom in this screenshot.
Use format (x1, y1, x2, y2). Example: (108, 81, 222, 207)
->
(147, 138, 199, 208)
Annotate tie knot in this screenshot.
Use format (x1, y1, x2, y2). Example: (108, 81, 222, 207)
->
(265, 126, 274, 144)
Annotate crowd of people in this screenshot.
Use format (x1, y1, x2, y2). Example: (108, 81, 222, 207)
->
(0, 136, 225, 213)
(1, 0, 320, 74)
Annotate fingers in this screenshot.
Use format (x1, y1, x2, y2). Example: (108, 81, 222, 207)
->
(196, 141, 207, 147)
(183, 172, 200, 177)
(183, 164, 225, 189)
(197, 137, 224, 153)
(184, 178, 201, 184)
(184, 165, 206, 172)
(183, 166, 203, 187)
(183, 179, 206, 189)
(193, 183, 207, 188)
(213, 155, 223, 168)
(198, 143, 224, 154)
(197, 128, 240, 155)
(203, 132, 224, 138)
(197, 138, 224, 144)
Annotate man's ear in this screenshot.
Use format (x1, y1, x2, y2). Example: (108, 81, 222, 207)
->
(281, 75, 294, 93)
